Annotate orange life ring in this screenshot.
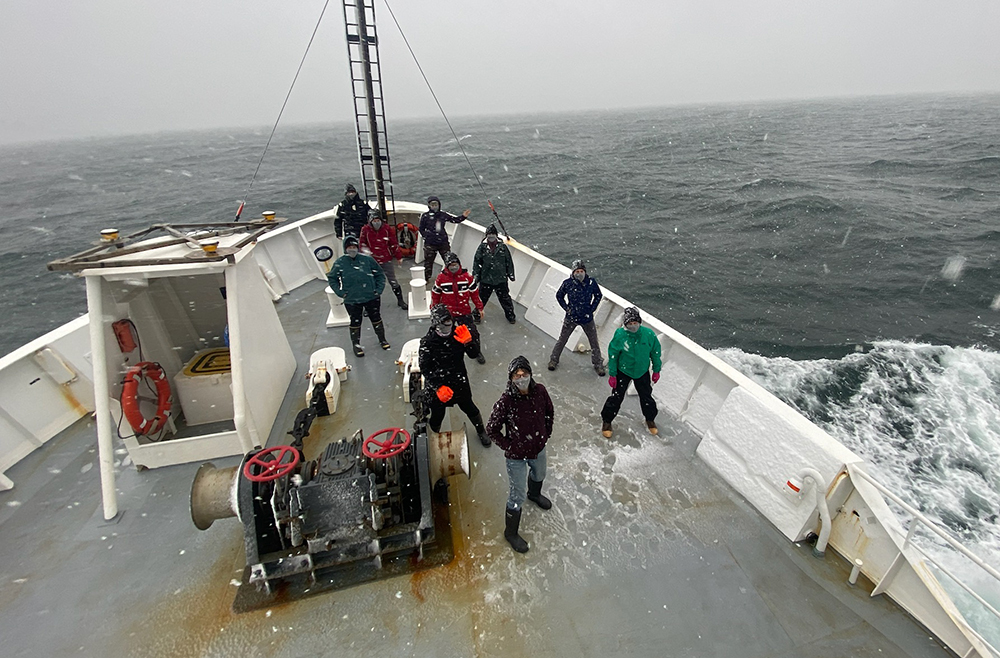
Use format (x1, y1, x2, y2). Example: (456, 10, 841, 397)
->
(396, 222, 418, 258)
(122, 361, 172, 436)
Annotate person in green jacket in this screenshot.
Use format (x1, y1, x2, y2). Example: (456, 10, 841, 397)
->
(328, 235, 389, 357)
(601, 307, 661, 438)
(471, 224, 516, 324)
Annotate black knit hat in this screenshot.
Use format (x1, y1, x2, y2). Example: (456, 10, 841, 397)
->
(508, 355, 531, 379)
(485, 224, 499, 236)
(571, 259, 586, 273)
(444, 252, 461, 267)
(430, 304, 452, 327)
(343, 235, 360, 249)
(623, 307, 642, 325)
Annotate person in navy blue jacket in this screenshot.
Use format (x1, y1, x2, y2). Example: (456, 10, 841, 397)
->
(418, 195, 470, 282)
(548, 260, 606, 376)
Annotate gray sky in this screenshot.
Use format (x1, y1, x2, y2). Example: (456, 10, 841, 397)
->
(2, 0, 999, 144)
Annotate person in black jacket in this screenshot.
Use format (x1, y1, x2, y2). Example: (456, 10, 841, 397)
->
(335, 183, 369, 240)
(418, 304, 489, 446)
(487, 355, 554, 553)
(548, 259, 606, 375)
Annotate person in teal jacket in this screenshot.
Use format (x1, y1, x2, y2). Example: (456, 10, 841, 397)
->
(601, 307, 661, 438)
(328, 235, 389, 357)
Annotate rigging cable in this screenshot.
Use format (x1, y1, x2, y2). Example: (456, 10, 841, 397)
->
(235, 0, 332, 221)
(381, 0, 510, 238)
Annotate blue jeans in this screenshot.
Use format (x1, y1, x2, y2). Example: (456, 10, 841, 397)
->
(505, 448, 547, 511)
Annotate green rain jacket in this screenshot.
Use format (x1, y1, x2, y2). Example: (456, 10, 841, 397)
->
(328, 251, 385, 304)
(607, 325, 662, 379)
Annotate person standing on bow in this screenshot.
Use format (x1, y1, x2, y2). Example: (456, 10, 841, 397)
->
(487, 356, 554, 554)
(431, 252, 486, 364)
(360, 209, 408, 310)
(601, 307, 661, 438)
(548, 260, 606, 376)
(418, 304, 490, 447)
(328, 235, 389, 357)
(335, 183, 369, 240)
(472, 224, 517, 324)
(418, 195, 470, 282)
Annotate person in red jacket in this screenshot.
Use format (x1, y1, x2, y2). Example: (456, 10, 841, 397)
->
(359, 210, 408, 309)
(431, 252, 486, 364)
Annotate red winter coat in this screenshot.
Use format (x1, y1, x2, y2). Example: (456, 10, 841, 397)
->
(431, 267, 483, 317)
(359, 222, 400, 263)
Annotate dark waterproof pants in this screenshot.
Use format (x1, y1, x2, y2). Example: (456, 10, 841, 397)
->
(427, 385, 481, 433)
(422, 242, 451, 282)
(345, 297, 383, 328)
(601, 371, 657, 424)
(479, 281, 516, 321)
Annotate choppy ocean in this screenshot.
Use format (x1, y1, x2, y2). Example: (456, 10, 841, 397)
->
(2, 93, 998, 627)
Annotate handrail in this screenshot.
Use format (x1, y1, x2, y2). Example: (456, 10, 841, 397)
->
(851, 465, 1000, 656)
(851, 466, 1000, 583)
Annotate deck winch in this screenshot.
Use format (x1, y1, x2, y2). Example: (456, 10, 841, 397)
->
(190, 365, 468, 611)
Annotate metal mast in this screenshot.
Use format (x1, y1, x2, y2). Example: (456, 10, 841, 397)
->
(342, 0, 395, 221)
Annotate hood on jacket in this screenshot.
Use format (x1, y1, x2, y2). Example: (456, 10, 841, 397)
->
(508, 355, 531, 379)
(345, 183, 357, 194)
(430, 303, 452, 327)
(426, 195, 440, 208)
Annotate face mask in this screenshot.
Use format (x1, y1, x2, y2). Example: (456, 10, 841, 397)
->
(372, 220, 382, 230)
(573, 272, 585, 282)
(487, 235, 498, 244)
(512, 375, 530, 391)
(435, 324, 453, 337)
(346, 247, 358, 258)
(448, 264, 460, 273)
(625, 323, 639, 333)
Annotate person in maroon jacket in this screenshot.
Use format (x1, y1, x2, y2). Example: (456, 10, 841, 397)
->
(487, 355, 555, 553)
(359, 210, 408, 309)
(431, 252, 486, 364)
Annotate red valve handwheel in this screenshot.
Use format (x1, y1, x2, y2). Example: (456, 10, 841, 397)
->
(362, 427, 412, 459)
(243, 446, 301, 482)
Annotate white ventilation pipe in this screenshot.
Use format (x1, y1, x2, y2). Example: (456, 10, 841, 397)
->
(799, 467, 832, 558)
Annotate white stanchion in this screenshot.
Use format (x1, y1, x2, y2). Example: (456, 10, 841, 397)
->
(408, 266, 432, 319)
(325, 286, 351, 327)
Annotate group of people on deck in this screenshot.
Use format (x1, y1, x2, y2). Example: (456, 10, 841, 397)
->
(326, 185, 663, 554)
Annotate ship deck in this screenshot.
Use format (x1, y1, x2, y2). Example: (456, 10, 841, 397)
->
(0, 275, 954, 657)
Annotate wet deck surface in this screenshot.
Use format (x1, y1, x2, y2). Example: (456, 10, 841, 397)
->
(0, 277, 953, 657)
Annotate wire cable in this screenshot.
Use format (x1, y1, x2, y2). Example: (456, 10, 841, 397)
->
(381, 0, 510, 237)
(236, 0, 333, 220)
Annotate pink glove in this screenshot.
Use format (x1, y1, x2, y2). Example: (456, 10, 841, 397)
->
(608, 376, 617, 389)
(652, 372, 660, 384)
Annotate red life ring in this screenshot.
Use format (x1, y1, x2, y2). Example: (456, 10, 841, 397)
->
(121, 361, 172, 436)
(396, 222, 418, 258)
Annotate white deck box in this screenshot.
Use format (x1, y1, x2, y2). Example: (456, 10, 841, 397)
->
(174, 348, 234, 426)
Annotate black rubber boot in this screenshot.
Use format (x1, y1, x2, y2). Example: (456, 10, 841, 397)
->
(469, 412, 490, 447)
(392, 282, 408, 310)
(349, 326, 364, 357)
(527, 478, 552, 510)
(373, 320, 390, 350)
(504, 507, 529, 553)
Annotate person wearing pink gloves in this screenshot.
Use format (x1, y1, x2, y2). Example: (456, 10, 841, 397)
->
(600, 307, 662, 438)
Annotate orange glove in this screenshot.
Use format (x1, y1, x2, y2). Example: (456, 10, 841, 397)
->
(436, 385, 453, 403)
(453, 324, 472, 345)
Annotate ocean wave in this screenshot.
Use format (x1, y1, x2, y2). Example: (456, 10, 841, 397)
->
(714, 341, 1000, 547)
(737, 177, 814, 192)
